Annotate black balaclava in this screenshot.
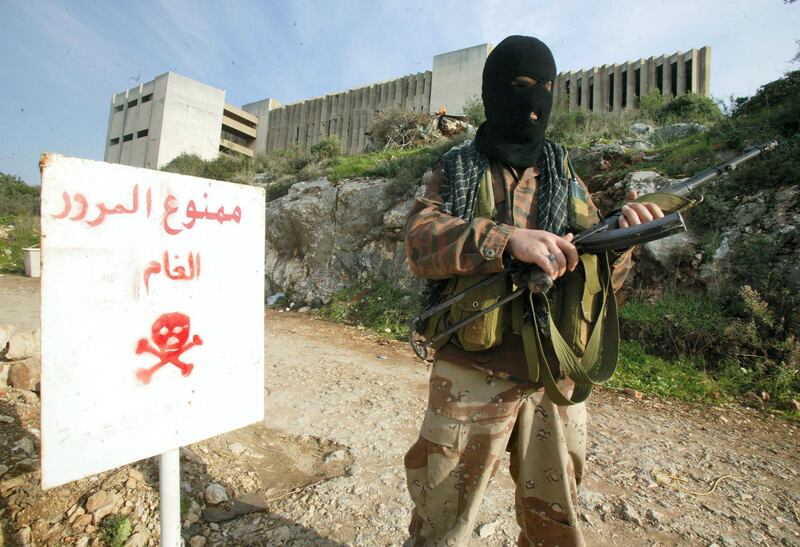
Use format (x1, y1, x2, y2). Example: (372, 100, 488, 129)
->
(474, 35, 557, 168)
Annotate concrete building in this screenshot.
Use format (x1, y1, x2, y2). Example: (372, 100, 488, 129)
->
(104, 72, 265, 169)
(105, 45, 711, 169)
(554, 47, 711, 112)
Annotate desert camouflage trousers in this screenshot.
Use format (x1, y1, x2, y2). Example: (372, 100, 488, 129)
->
(404, 359, 587, 547)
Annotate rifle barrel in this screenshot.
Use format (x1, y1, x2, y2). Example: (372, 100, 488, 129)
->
(667, 140, 778, 197)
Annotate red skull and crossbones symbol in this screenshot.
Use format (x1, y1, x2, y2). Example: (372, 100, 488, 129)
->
(135, 312, 202, 384)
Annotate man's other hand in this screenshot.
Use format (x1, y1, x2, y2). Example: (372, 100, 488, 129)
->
(506, 229, 578, 280)
(619, 189, 665, 228)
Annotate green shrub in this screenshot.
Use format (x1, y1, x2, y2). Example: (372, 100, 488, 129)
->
(620, 294, 728, 359)
(547, 107, 642, 147)
(637, 89, 665, 121)
(160, 153, 207, 178)
(462, 95, 486, 127)
(0, 214, 40, 273)
(99, 514, 132, 547)
(0, 173, 40, 216)
(162, 152, 253, 183)
(317, 282, 417, 339)
(310, 136, 342, 160)
(658, 93, 724, 125)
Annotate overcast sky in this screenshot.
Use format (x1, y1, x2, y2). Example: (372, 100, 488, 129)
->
(1, 0, 797, 185)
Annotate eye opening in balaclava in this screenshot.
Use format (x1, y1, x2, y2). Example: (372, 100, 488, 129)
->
(474, 35, 556, 168)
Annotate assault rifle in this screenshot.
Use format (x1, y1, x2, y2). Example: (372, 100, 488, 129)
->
(408, 140, 779, 360)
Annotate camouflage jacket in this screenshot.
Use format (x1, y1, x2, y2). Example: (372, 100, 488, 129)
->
(404, 158, 633, 384)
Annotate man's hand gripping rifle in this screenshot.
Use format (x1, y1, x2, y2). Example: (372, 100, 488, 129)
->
(408, 140, 779, 360)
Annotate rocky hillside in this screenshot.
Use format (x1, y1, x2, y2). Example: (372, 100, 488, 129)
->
(260, 71, 799, 414)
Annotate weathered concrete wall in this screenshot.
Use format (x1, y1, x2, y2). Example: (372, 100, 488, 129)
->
(105, 72, 226, 169)
(264, 72, 432, 156)
(556, 47, 711, 112)
(429, 43, 492, 116)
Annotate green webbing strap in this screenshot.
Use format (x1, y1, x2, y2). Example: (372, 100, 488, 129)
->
(521, 252, 619, 406)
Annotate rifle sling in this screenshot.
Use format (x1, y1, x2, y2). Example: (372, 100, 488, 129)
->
(520, 252, 619, 406)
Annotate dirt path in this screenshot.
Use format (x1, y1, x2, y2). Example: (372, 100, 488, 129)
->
(0, 275, 798, 546)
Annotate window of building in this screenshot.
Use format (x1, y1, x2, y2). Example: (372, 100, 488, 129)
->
(141, 94, 152, 103)
(109, 137, 120, 145)
(608, 73, 615, 110)
(685, 59, 693, 93)
(671, 62, 678, 97)
(127, 99, 138, 108)
(635, 68, 641, 100)
(621, 70, 628, 107)
(656, 64, 664, 95)
(137, 129, 149, 138)
(123, 133, 133, 142)
(114, 104, 124, 113)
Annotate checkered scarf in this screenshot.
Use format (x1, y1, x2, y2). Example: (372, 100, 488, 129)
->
(440, 138, 571, 234)
(420, 139, 573, 310)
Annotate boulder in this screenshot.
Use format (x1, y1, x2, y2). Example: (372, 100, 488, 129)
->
(0, 324, 15, 352)
(630, 122, 654, 136)
(265, 176, 422, 302)
(6, 329, 40, 361)
(204, 483, 229, 505)
(652, 122, 706, 143)
(8, 357, 41, 392)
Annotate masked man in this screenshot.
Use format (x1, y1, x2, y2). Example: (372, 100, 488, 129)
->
(403, 36, 664, 546)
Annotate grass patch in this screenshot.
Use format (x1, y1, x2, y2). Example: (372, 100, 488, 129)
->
(608, 341, 720, 402)
(620, 293, 727, 358)
(619, 291, 800, 414)
(316, 282, 417, 339)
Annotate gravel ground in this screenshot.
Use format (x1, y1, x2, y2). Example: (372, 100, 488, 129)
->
(0, 275, 798, 546)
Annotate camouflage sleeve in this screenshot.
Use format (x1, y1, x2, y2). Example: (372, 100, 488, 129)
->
(577, 175, 633, 292)
(404, 163, 516, 280)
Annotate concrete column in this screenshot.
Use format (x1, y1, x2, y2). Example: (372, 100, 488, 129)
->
(568, 71, 578, 110)
(367, 84, 377, 117)
(675, 51, 686, 97)
(552, 73, 560, 108)
(275, 106, 284, 150)
(625, 61, 636, 108)
(645, 57, 657, 96)
(662, 54, 672, 99)
(354, 88, 364, 150)
(423, 71, 432, 113)
(314, 97, 326, 144)
(307, 100, 316, 147)
(284, 105, 294, 149)
(342, 90, 352, 153)
(591, 68, 601, 112)
(297, 101, 308, 150)
(416, 73, 425, 111)
(395, 78, 404, 107)
(579, 70, 590, 110)
(269, 109, 279, 152)
(599, 65, 610, 112)
(320, 96, 330, 139)
(613, 64, 623, 112)
(409, 74, 417, 111)
(698, 46, 711, 96)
